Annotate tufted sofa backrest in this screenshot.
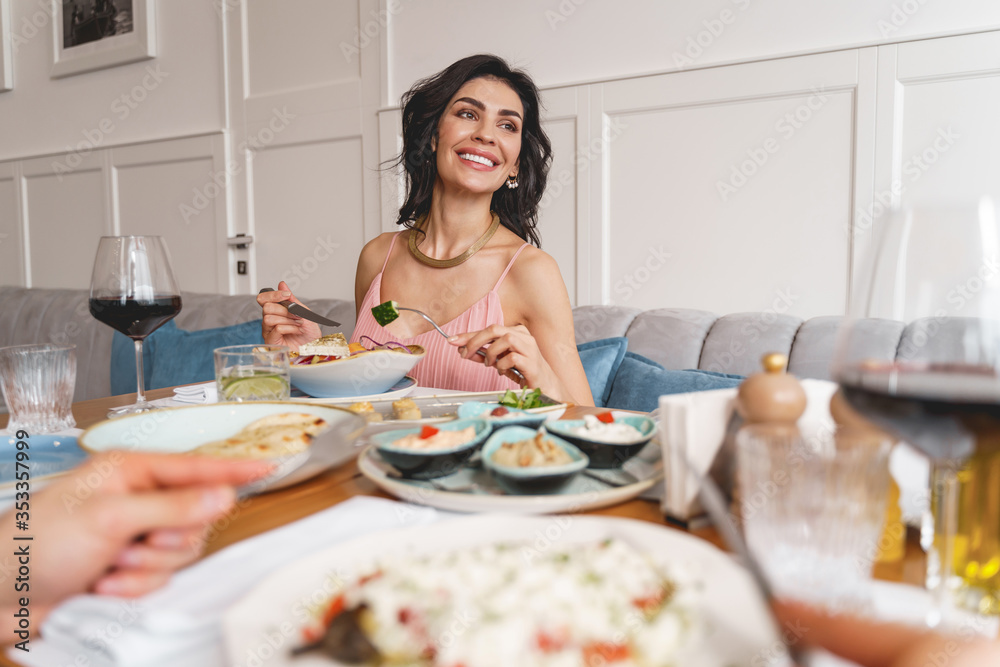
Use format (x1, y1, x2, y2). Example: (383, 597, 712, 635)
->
(2, 286, 923, 404)
(572, 307, 908, 381)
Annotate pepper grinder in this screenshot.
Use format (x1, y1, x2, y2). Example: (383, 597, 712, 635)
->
(736, 352, 807, 428)
(728, 353, 806, 524)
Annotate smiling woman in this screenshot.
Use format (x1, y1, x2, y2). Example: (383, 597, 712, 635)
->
(259, 55, 594, 406)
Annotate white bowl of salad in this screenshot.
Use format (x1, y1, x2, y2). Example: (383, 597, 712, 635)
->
(287, 334, 425, 398)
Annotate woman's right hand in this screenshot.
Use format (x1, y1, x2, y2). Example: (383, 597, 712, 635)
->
(257, 280, 322, 351)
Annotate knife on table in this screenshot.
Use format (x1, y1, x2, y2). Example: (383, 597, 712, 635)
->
(258, 288, 341, 327)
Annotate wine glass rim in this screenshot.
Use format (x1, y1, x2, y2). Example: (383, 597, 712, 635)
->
(98, 235, 166, 239)
(0, 343, 76, 353)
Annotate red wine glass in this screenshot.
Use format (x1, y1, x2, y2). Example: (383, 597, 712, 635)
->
(89, 236, 182, 417)
(832, 198, 1000, 628)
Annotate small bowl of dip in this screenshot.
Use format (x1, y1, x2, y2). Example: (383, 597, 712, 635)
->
(482, 426, 588, 494)
(544, 413, 655, 469)
(370, 418, 489, 479)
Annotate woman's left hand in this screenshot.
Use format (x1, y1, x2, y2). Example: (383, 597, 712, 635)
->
(448, 325, 561, 394)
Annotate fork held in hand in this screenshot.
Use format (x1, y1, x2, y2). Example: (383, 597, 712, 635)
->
(373, 302, 526, 385)
(401, 306, 527, 385)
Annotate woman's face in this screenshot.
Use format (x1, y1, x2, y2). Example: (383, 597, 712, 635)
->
(434, 77, 524, 196)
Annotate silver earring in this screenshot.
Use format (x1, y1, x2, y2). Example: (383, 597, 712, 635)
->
(506, 174, 519, 189)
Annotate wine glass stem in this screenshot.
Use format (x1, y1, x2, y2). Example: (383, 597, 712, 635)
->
(134, 339, 147, 404)
(928, 462, 961, 628)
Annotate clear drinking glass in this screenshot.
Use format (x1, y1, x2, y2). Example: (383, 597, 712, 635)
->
(832, 198, 1000, 627)
(214, 345, 291, 402)
(89, 236, 182, 417)
(737, 424, 892, 612)
(0, 344, 77, 434)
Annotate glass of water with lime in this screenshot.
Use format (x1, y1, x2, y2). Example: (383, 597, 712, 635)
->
(214, 345, 291, 402)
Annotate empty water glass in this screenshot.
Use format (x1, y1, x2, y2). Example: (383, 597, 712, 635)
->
(0, 344, 77, 434)
(737, 424, 892, 611)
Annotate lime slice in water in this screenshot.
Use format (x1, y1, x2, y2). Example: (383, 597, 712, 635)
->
(220, 373, 289, 401)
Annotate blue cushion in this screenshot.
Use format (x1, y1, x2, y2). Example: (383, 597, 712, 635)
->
(111, 320, 265, 394)
(605, 352, 744, 412)
(577, 337, 629, 407)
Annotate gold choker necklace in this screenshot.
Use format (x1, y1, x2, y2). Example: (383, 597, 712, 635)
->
(408, 212, 500, 268)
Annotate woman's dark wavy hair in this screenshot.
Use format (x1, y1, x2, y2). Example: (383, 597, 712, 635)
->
(391, 54, 552, 247)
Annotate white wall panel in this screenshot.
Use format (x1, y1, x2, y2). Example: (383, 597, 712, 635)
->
(377, 108, 404, 233)
(605, 92, 854, 318)
(111, 134, 230, 294)
(599, 51, 868, 318)
(251, 138, 365, 301)
(23, 168, 107, 288)
(899, 77, 1000, 206)
(116, 158, 221, 293)
(538, 86, 584, 306)
(0, 165, 24, 286)
(538, 117, 578, 306)
(868, 31, 1000, 274)
(246, 0, 360, 98)
(874, 33, 1000, 213)
(0, 0, 226, 162)
(242, 2, 364, 124)
(388, 0, 1000, 99)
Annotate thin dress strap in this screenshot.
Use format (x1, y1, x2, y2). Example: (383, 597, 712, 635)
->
(380, 232, 402, 273)
(492, 243, 530, 291)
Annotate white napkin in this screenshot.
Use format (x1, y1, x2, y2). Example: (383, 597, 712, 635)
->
(172, 382, 218, 404)
(12, 497, 444, 667)
(658, 387, 738, 520)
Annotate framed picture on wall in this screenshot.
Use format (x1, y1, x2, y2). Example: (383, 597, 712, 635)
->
(1, 0, 12, 91)
(51, 0, 156, 78)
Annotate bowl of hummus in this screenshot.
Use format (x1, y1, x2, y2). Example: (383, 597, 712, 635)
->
(369, 418, 489, 479)
(482, 426, 588, 494)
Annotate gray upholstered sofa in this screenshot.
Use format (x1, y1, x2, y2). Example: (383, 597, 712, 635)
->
(0, 286, 910, 405)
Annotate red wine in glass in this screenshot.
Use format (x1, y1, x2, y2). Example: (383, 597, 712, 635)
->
(89, 236, 181, 416)
(89, 295, 182, 340)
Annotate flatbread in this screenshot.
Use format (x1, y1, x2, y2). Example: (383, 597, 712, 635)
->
(190, 412, 328, 459)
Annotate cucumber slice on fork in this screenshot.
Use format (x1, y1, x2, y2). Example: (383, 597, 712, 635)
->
(371, 300, 401, 327)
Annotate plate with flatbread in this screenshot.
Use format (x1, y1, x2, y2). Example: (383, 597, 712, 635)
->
(79, 403, 366, 493)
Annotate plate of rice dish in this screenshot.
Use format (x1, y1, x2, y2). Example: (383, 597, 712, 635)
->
(223, 514, 781, 667)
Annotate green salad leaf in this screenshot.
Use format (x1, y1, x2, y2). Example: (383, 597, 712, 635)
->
(498, 387, 546, 409)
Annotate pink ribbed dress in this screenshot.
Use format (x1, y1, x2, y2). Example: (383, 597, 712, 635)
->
(351, 232, 529, 392)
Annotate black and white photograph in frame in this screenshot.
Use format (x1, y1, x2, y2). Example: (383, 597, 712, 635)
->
(51, 0, 155, 78)
(63, 0, 133, 49)
(0, 0, 12, 91)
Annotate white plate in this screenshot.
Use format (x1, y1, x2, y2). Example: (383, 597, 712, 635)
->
(289, 376, 417, 405)
(357, 440, 663, 514)
(79, 403, 366, 493)
(223, 514, 780, 667)
(288, 346, 425, 398)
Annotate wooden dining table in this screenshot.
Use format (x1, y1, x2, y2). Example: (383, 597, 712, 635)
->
(0, 387, 927, 665)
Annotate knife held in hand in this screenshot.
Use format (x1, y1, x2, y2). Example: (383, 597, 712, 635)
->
(258, 288, 341, 328)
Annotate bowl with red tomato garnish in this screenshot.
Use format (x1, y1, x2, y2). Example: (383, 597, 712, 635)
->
(368, 418, 489, 479)
(455, 401, 548, 433)
(543, 412, 656, 468)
